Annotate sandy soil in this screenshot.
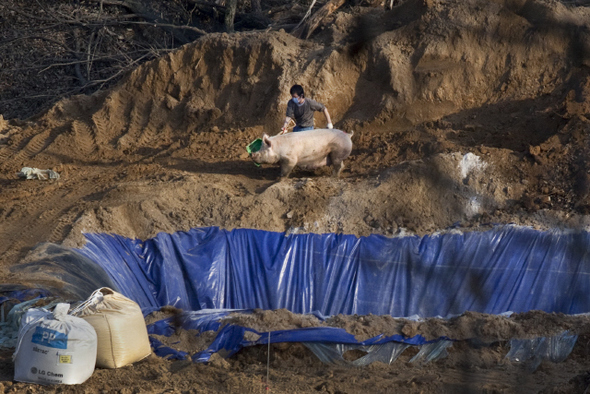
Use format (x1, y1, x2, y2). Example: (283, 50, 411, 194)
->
(1, 336, 590, 393)
(161, 307, 590, 350)
(2, 0, 590, 391)
(219, 308, 590, 343)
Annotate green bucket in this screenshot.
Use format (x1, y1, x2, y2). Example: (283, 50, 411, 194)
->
(246, 138, 262, 167)
(246, 138, 263, 154)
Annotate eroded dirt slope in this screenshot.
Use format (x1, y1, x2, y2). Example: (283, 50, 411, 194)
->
(1, 0, 590, 278)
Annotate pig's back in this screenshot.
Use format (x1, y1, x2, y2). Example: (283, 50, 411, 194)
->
(277, 129, 352, 159)
(288, 129, 351, 147)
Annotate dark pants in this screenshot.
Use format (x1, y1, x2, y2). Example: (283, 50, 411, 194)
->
(293, 126, 313, 132)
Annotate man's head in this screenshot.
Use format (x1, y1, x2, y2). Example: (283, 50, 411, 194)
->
(290, 85, 305, 103)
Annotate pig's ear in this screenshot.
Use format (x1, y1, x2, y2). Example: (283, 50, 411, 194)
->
(263, 134, 272, 147)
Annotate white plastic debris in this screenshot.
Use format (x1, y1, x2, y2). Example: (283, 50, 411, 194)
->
(17, 167, 60, 180)
(458, 153, 487, 180)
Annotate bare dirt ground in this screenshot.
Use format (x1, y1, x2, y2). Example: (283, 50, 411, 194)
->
(2, 308, 590, 393)
(2, 0, 590, 391)
(2, 340, 590, 393)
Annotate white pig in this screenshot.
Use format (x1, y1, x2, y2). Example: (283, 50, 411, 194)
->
(251, 128, 353, 179)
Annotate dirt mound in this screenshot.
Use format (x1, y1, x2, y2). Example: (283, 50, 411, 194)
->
(222, 308, 324, 332)
(2, 1, 590, 390)
(0, 0, 589, 275)
(151, 329, 218, 357)
(3, 0, 590, 167)
(144, 308, 590, 348)
(219, 308, 590, 342)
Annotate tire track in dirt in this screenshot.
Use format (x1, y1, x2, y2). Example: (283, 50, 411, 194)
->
(71, 120, 97, 158)
(118, 96, 153, 149)
(0, 146, 13, 164)
(0, 190, 69, 265)
(137, 106, 159, 148)
(48, 207, 81, 244)
(0, 175, 106, 268)
(6, 130, 54, 170)
(0, 126, 40, 166)
(92, 110, 110, 148)
(0, 138, 16, 163)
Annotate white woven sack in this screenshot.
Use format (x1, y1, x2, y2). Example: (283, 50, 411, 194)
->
(13, 303, 97, 385)
(73, 288, 151, 368)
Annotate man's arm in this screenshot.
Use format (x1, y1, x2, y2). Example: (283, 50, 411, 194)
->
(281, 101, 296, 134)
(323, 108, 333, 129)
(280, 117, 292, 134)
(309, 99, 333, 129)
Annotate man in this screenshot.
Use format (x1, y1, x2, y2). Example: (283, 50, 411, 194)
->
(280, 85, 333, 134)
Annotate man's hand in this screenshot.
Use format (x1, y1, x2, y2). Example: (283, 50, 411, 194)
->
(327, 123, 333, 129)
(281, 117, 292, 135)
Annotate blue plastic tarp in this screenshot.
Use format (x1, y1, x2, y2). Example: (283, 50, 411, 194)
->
(0, 289, 51, 305)
(76, 226, 590, 318)
(146, 309, 435, 362)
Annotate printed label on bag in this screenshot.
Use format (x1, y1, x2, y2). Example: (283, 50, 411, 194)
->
(29, 366, 64, 383)
(58, 354, 72, 364)
(31, 326, 68, 349)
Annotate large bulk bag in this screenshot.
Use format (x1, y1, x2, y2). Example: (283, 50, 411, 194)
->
(73, 287, 151, 368)
(13, 303, 97, 385)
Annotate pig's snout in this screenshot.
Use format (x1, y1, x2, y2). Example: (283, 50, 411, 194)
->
(251, 151, 262, 163)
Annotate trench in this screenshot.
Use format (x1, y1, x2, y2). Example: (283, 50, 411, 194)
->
(6, 225, 588, 365)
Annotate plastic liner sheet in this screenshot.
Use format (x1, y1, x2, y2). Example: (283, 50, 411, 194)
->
(193, 326, 433, 362)
(149, 336, 189, 361)
(506, 331, 578, 370)
(0, 288, 51, 306)
(304, 339, 453, 366)
(145, 310, 434, 363)
(140, 309, 582, 366)
(77, 226, 590, 317)
(146, 309, 230, 336)
(304, 342, 410, 366)
(0, 298, 63, 348)
(409, 340, 453, 364)
(11, 243, 118, 300)
(0, 288, 54, 348)
(0, 241, 115, 349)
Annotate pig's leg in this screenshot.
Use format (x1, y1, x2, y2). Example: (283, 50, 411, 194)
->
(329, 151, 345, 177)
(332, 161, 344, 177)
(279, 157, 297, 180)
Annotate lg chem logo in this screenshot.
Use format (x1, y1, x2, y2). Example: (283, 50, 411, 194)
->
(30, 367, 37, 374)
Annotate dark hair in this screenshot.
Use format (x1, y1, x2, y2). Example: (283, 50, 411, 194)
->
(289, 84, 304, 98)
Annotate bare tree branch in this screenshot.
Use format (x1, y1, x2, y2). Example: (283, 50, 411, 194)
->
(95, 0, 127, 6)
(111, 20, 207, 35)
(252, 0, 262, 13)
(0, 35, 76, 52)
(85, 50, 153, 89)
(85, 0, 203, 43)
(73, 29, 88, 85)
(293, 0, 317, 32)
(225, 0, 238, 32)
(4, 5, 61, 23)
(185, 0, 226, 10)
(86, 30, 96, 82)
(292, 0, 345, 39)
(35, 51, 166, 74)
